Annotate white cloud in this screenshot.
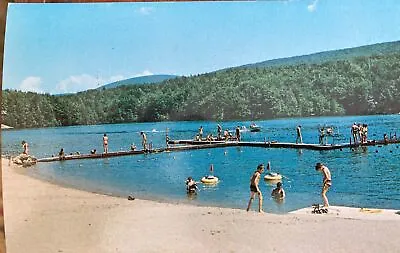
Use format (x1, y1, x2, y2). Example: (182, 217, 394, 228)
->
(55, 70, 154, 94)
(19, 76, 43, 93)
(137, 7, 154, 15)
(307, 0, 318, 12)
(56, 74, 100, 94)
(133, 70, 153, 77)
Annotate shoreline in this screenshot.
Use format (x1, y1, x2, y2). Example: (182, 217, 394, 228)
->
(2, 158, 400, 252)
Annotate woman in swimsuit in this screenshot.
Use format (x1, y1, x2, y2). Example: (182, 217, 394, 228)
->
(315, 162, 332, 208)
(246, 164, 264, 213)
(103, 134, 109, 154)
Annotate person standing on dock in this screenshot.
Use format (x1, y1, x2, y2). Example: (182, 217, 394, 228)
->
(296, 125, 303, 144)
(199, 126, 203, 140)
(235, 126, 241, 141)
(217, 124, 222, 140)
(246, 164, 264, 213)
(21, 140, 29, 155)
(103, 134, 109, 154)
(141, 131, 147, 151)
(351, 123, 359, 143)
(315, 162, 332, 208)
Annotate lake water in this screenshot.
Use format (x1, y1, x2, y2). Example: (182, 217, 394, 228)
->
(2, 115, 400, 213)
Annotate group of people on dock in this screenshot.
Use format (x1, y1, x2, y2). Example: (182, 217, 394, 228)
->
(319, 126, 334, 145)
(351, 122, 368, 144)
(246, 162, 331, 213)
(195, 124, 242, 142)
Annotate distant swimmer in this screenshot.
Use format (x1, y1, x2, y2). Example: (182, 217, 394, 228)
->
(21, 140, 29, 155)
(315, 162, 332, 208)
(271, 182, 285, 200)
(246, 164, 264, 213)
(103, 133, 109, 154)
(141, 131, 147, 151)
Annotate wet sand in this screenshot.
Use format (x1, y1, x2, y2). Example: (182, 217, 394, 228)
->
(2, 158, 400, 253)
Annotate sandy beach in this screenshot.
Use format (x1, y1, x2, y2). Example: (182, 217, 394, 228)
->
(2, 158, 400, 253)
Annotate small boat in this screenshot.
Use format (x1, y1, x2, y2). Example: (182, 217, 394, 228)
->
(264, 172, 282, 181)
(249, 123, 261, 132)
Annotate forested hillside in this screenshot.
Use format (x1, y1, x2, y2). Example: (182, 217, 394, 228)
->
(2, 52, 400, 129)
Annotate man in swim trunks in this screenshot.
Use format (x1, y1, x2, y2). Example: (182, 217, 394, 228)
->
(246, 164, 264, 213)
(315, 162, 332, 208)
(103, 133, 109, 153)
(296, 125, 303, 144)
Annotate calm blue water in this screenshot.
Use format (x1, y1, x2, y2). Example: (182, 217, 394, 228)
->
(2, 115, 400, 213)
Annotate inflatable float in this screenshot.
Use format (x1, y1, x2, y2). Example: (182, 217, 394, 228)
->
(201, 175, 219, 184)
(264, 172, 282, 181)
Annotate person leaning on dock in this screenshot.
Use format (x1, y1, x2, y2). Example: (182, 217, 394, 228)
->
(103, 133, 109, 154)
(315, 162, 332, 208)
(296, 125, 303, 144)
(246, 164, 264, 213)
(141, 131, 147, 151)
(21, 140, 29, 155)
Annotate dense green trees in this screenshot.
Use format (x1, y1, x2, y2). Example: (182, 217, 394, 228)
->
(2, 53, 400, 129)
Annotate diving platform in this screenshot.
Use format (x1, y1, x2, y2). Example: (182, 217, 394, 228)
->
(36, 139, 400, 163)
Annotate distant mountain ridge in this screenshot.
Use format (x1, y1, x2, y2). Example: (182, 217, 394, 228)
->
(237, 40, 400, 69)
(99, 74, 178, 90)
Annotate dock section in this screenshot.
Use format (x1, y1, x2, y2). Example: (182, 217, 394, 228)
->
(37, 139, 400, 163)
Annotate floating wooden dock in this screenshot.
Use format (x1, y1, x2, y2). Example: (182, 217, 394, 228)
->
(37, 139, 400, 163)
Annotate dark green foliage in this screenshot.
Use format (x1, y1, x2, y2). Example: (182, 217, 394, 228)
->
(2, 51, 400, 129)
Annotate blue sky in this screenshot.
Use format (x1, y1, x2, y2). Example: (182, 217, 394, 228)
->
(3, 0, 400, 94)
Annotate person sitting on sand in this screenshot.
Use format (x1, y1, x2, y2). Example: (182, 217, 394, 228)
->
(21, 140, 29, 155)
(271, 182, 285, 200)
(185, 177, 199, 194)
(315, 162, 332, 208)
(246, 164, 264, 213)
(58, 148, 66, 160)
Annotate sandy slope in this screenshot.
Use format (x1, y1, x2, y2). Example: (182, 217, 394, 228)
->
(2, 158, 400, 253)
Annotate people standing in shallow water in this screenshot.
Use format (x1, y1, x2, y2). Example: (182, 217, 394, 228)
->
(21, 140, 29, 155)
(296, 125, 303, 144)
(315, 162, 332, 208)
(103, 134, 109, 154)
(271, 182, 285, 200)
(246, 164, 264, 213)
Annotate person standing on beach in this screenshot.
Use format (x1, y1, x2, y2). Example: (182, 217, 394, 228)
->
(315, 162, 332, 208)
(246, 164, 264, 213)
(296, 125, 303, 144)
(21, 140, 29, 155)
(103, 134, 109, 154)
(141, 131, 147, 151)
